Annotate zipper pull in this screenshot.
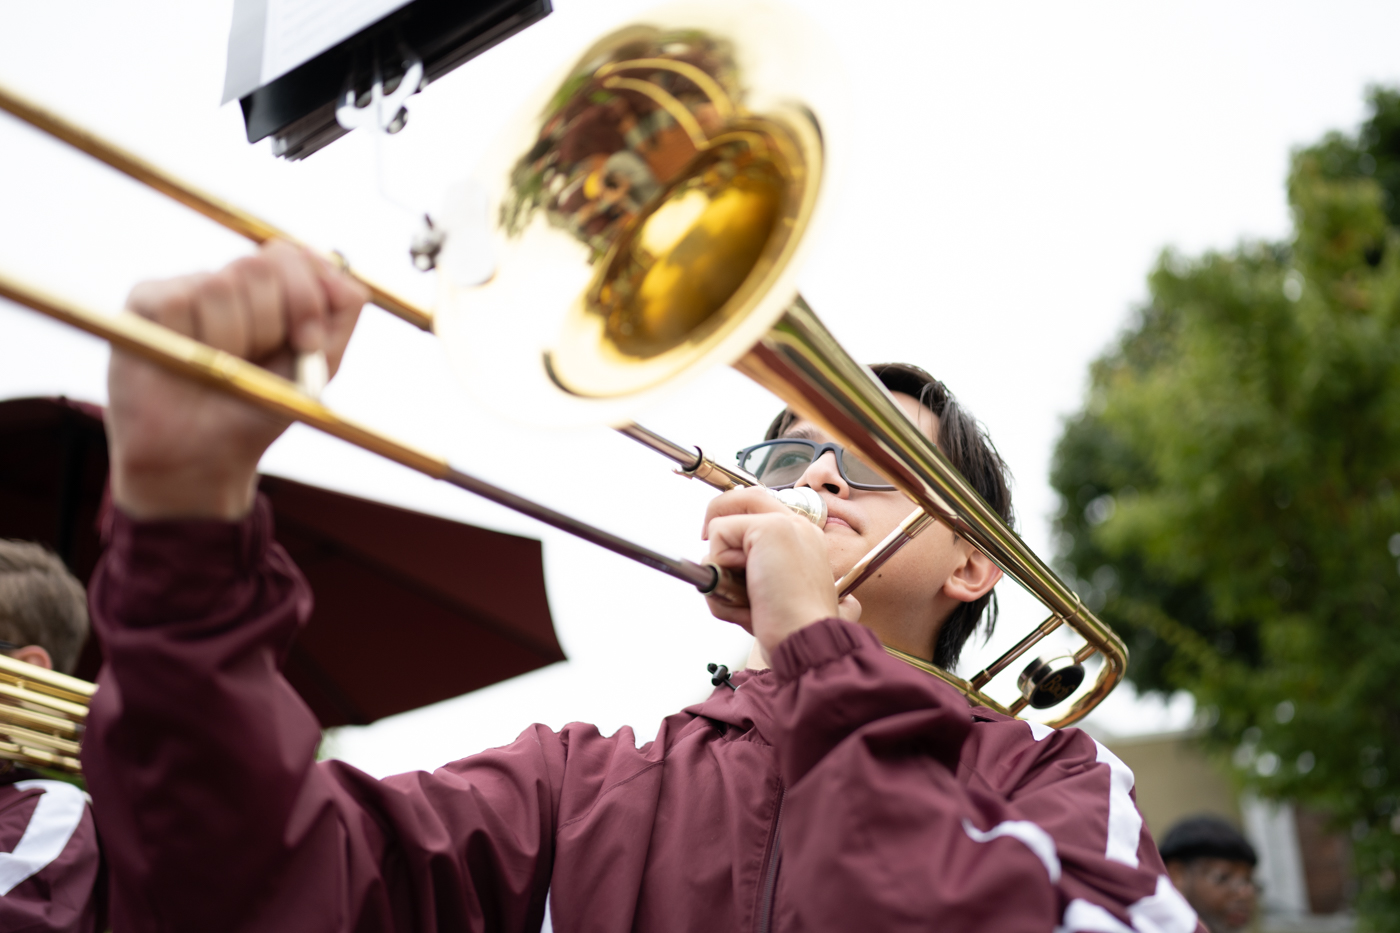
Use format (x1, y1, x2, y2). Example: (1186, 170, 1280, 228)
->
(707, 663, 737, 691)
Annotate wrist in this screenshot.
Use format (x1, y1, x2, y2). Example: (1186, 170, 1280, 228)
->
(770, 616, 872, 684)
(759, 602, 836, 656)
(112, 463, 260, 521)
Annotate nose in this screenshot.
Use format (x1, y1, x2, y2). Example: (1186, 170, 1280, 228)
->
(797, 450, 847, 497)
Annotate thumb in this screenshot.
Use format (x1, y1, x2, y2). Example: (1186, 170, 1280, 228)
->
(836, 594, 862, 624)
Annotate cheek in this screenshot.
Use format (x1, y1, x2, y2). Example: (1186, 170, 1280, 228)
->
(879, 523, 961, 591)
(860, 495, 921, 539)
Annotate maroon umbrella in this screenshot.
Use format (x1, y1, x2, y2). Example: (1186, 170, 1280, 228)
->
(0, 397, 565, 727)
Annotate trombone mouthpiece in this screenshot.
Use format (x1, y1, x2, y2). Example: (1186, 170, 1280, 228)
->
(770, 486, 826, 527)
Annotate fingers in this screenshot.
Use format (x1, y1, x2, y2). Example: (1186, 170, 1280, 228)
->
(836, 594, 862, 624)
(260, 240, 329, 354)
(191, 267, 250, 356)
(123, 240, 364, 376)
(126, 273, 208, 337)
(307, 252, 368, 376)
(231, 254, 284, 359)
(702, 486, 791, 539)
(705, 595, 753, 633)
(704, 512, 766, 565)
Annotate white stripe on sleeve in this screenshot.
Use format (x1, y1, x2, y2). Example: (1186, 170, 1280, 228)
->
(1092, 740, 1142, 867)
(962, 818, 1061, 882)
(0, 780, 86, 895)
(1056, 899, 1135, 933)
(1127, 875, 1198, 933)
(1055, 877, 1197, 933)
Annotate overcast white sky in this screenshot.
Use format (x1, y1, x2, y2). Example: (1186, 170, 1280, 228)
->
(1, 0, 1396, 776)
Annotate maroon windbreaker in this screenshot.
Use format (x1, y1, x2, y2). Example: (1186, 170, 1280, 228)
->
(0, 773, 103, 931)
(82, 498, 1200, 932)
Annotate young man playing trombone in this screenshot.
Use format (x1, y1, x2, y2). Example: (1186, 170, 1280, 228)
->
(83, 241, 1198, 932)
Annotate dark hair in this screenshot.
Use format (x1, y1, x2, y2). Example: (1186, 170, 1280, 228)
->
(1158, 816, 1258, 866)
(0, 540, 89, 674)
(764, 363, 1014, 670)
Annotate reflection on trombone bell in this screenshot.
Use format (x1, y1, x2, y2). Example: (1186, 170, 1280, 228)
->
(0, 6, 1123, 728)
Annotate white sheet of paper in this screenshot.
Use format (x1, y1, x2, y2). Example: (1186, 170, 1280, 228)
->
(261, 0, 412, 87)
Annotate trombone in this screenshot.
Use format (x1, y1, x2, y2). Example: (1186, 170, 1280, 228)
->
(0, 9, 1125, 734)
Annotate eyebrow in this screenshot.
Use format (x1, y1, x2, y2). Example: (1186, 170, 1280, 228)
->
(780, 423, 824, 441)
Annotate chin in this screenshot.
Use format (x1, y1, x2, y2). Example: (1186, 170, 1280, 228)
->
(826, 541, 869, 578)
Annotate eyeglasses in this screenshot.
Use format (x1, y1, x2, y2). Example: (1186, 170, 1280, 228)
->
(736, 439, 896, 491)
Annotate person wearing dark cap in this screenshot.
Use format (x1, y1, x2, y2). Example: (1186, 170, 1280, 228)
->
(1159, 816, 1259, 933)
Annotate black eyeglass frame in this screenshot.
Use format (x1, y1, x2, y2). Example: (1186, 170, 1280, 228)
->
(735, 439, 898, 491)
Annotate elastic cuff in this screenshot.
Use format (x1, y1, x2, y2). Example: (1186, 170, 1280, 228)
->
(103, 495, 275, 626)
(771, 617, 880, 683)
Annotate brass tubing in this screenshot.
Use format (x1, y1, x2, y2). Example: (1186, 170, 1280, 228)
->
(0, 82, 434, 332)
(0, 723, 81, 757)
(616, 423, 699, 467)
(0, 740, 80, 773)
(0, 653, 94, 701)
(617, 423, 759, 491)
(0, 270, 740, 601)
(599, 77, 709, 149)
(883, 646, 1010, 716)
(0, 681, 88, 721)
(622, 430, 938, 604)
(736, 296, 1127, 728)
(968, 613, 1066, 691)
(0, 704, 82, 738)
(595, 59, 736, 121)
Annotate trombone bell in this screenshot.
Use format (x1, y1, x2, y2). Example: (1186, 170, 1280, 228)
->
(436, 4, 841, 426)
(548, 115, 819, 398)
(434, 2, 1126, 725)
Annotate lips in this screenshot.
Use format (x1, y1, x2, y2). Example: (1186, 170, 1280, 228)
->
(823, 501, 858, 533)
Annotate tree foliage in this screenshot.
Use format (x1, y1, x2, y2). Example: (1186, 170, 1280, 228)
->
(1051, 87, 1400, 924)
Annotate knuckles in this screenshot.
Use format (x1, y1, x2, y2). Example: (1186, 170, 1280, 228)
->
(702, 485, 796, 529)
(196, 268, 237, 305)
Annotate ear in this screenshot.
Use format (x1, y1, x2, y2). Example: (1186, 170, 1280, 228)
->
(941, 546, 1002, 603)
(8, 645, 53, 671)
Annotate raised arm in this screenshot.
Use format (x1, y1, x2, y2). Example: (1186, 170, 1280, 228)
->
(83, 243, 562, 931)
(104, 240, 362, 523)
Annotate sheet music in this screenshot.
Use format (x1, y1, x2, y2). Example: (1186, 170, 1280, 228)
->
(262, 0, 411, 85)
(222, 0, 412, 103)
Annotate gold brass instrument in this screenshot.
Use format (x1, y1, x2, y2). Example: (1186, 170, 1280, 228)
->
(0, 655, 92, 775)
(0, 3, 1126, 733)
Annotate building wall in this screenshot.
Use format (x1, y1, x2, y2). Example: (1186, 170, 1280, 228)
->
(1106, 731, 1241, 838)
(1104, 730, 1354, 931)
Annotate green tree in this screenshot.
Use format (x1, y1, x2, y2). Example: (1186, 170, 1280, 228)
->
(1051, 87, 1400, 926)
